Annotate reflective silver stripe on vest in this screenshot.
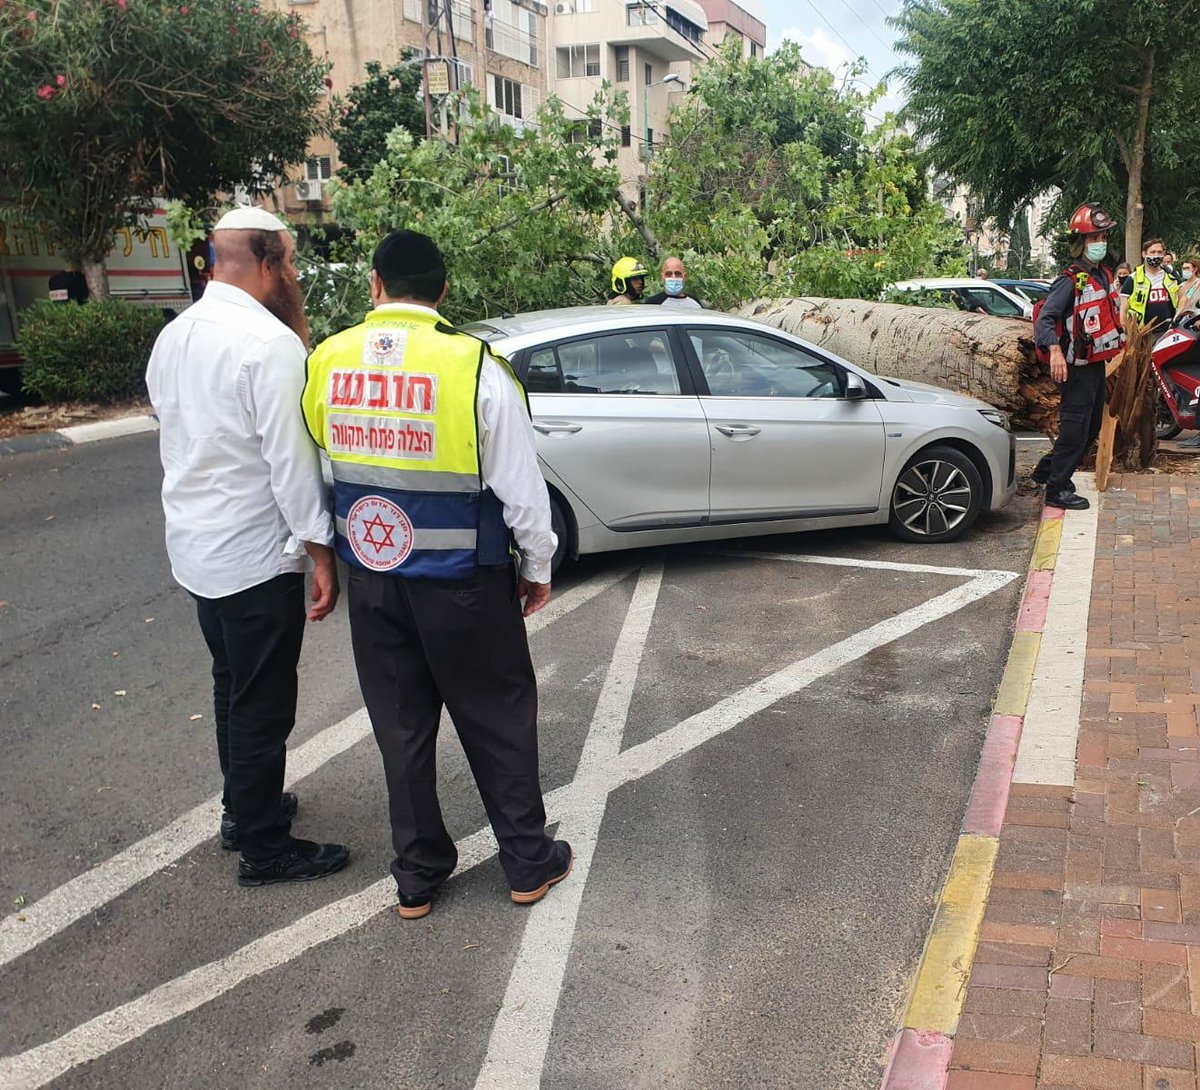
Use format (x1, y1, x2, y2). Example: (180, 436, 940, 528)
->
(335, 516, 476, 551)
(331, 461, 480, 494)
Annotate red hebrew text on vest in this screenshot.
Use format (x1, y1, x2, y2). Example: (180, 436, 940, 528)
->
(328, 370, 438, 415)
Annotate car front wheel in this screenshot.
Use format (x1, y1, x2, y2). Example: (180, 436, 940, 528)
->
(888, 445, 984, 544)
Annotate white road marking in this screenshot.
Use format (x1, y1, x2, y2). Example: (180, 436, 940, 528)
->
(1013, 473, 1099, 785)
(0, 560, 1016, 1090)
(473, 565, 664, 1090)
(713, 549, 1016, 581)
(0, 568, 631, 972)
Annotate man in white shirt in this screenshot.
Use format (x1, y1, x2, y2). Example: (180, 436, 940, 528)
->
(146, 207, 349, 887)
(301, 229, 569, 920)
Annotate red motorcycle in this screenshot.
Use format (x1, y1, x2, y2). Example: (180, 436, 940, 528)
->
(1152, 312, 1200, 440)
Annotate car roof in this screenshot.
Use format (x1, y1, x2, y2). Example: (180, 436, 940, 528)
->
(459, 305, 771, 349)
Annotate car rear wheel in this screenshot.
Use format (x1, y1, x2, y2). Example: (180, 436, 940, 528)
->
(888, 445, 984, 544)
(549, 493, 569, 576)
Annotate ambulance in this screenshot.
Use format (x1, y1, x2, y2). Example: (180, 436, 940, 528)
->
(0, 205, 193, 394)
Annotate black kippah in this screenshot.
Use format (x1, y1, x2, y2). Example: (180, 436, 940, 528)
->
(373, 229, 444, 278)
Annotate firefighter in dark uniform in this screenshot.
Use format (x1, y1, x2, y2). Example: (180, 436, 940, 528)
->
(1031, 203, 1124, 511)
(301, 230, 571, 920)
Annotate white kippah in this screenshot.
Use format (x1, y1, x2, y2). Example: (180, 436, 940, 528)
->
(212, 206, 289, 232)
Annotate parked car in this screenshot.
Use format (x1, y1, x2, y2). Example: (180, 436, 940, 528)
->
(992, 278, 1051, 304)
(462, 307, 1017, 572)
(885, 277, 1034, 319)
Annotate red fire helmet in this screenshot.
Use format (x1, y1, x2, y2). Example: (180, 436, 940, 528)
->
(1068, 202, 1118, 236)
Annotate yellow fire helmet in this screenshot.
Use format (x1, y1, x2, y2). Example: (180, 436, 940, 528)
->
(611, 256, 649, 295)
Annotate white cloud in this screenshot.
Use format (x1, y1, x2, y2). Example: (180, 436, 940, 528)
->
(777, 25, 851, 75)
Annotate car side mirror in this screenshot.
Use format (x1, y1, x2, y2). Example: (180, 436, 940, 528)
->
(844, 372, 868, 400)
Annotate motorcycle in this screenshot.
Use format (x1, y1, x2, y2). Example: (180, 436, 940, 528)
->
(1152, 311, 1200, 440)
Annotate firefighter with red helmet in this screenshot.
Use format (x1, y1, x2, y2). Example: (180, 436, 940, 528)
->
(1030, 202, 1124, 511)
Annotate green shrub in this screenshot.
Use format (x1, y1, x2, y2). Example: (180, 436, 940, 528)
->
(17, 300, 167, 402)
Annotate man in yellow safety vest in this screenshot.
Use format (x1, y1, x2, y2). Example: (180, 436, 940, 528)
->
(301, 229, 571, 921)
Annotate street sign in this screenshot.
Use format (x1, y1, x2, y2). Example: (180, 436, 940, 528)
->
(424, 60, 450, 96)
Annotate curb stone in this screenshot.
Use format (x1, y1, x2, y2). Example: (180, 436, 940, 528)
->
(879, 476, 1099, 1089)
(0, 413, 158, 457)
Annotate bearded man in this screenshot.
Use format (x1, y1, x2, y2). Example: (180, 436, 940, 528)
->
(146, 207, 350, 887)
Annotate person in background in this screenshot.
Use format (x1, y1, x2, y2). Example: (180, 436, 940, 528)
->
(608, 257, 647, 305)
(1121, 238, 1179, 333)
(1177, 256, 1200, 315)
(1115, 261, 1133, 284)
(47, 265, 88, 304)
(146, 206, 348, 888)
(644, 255, 704, 308)
(1166, 251, 1179, 278)
(974, 267, 988, 279)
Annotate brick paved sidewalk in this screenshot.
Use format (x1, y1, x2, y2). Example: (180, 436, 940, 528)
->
(948, 474, 1200, 1090)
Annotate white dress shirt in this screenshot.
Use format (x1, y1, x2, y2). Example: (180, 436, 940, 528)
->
(146, 282, 333, 599)
(368, 304, 558, 584)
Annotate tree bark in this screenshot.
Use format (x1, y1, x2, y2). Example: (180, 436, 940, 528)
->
(80, 256, 110, 301)
(741, 297, 1059, 432)
(1123, 48, 1155, 262)
(614, 190, 661, 260)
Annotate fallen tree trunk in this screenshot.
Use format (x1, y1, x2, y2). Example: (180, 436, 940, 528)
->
(741, 297, 1059, 432)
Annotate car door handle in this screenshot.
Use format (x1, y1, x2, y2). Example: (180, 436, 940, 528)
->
(533, 421, 583, 435)
(714, 423, 762, 438)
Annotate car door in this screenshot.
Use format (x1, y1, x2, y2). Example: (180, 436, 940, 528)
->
(521, 327, 710, 530)
(682, 326, 886, 522)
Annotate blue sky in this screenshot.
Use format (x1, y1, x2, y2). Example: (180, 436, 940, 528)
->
(759, 0, 907, 117)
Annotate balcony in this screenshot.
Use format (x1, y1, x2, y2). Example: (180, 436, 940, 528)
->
(609, 2, 707, 62)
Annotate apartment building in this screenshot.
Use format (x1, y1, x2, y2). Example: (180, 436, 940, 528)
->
(694, 0, 765, 58)
(548, 0, 710, 188)
(265, 0, 551, 220)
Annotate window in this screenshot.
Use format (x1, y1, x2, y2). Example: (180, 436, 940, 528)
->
(452, 59, 474, 89)
(538, 331, 681, 395)
(487, 0, 542, 66)
(954, 286, 1024, 317)
(525, 348, 563, 393)
(627, 4, 658, 25)
(615, 46, 629, 81)
(575, 0, 594, 9)
(750, 40, 759, 57)
(620, 124, 631, 147)
(663, 5, 703, 43)
(556, 43, 600, 78)
(567, 119, 601, 143)
(687, 330, 842, 398)
(495, 153, 517, 196)
(492, 74, 523, 119)
(644, 62, 653, 86)
(306, 157, 332, 181)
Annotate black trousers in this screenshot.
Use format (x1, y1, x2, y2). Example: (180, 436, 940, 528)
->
(1034, 362, 1108, 492)
(193, 573, 304, 861)
(347, 565, 557, 896)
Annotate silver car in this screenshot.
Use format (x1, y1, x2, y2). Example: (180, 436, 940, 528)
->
(463, 307, 1017, 572)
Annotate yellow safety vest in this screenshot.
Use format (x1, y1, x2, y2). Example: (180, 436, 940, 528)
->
(1127, 265, 1180, 324)
(301, 303, 520, 578)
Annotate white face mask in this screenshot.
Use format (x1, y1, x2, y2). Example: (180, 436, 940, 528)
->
(1185, 269, 1195, 281)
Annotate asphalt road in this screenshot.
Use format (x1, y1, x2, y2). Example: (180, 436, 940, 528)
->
(0, 433, 1045, 1090)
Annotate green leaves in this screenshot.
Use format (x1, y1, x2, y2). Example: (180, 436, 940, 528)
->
(0, 0, 329, 272)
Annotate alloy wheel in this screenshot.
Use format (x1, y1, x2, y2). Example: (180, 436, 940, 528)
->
(892, 459, 974, 538)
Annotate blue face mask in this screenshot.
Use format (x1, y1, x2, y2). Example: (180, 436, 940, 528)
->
(1085, 241, 1108, 263)
(664, 277, 685, 297)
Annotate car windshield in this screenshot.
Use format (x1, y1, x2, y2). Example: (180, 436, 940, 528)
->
(1012, 283, 1049, 302)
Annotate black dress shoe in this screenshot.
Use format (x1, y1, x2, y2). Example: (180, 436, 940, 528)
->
(1046, 488, 1090, 511)
(511, 840, 573, 905)
(220, 792, 299, 851)
(236, 838, 349, 887)
(397, 890, 434, 920)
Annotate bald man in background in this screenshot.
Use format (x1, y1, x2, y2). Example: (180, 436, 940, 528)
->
(146, 207, 350, 887)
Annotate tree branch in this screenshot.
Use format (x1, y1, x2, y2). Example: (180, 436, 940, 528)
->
(614, 189, 662, 259)
(467, 191, 569, 247)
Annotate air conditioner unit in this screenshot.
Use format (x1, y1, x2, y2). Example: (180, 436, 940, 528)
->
(554, 1, 574, 13)
(294, 179, 324, 202)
